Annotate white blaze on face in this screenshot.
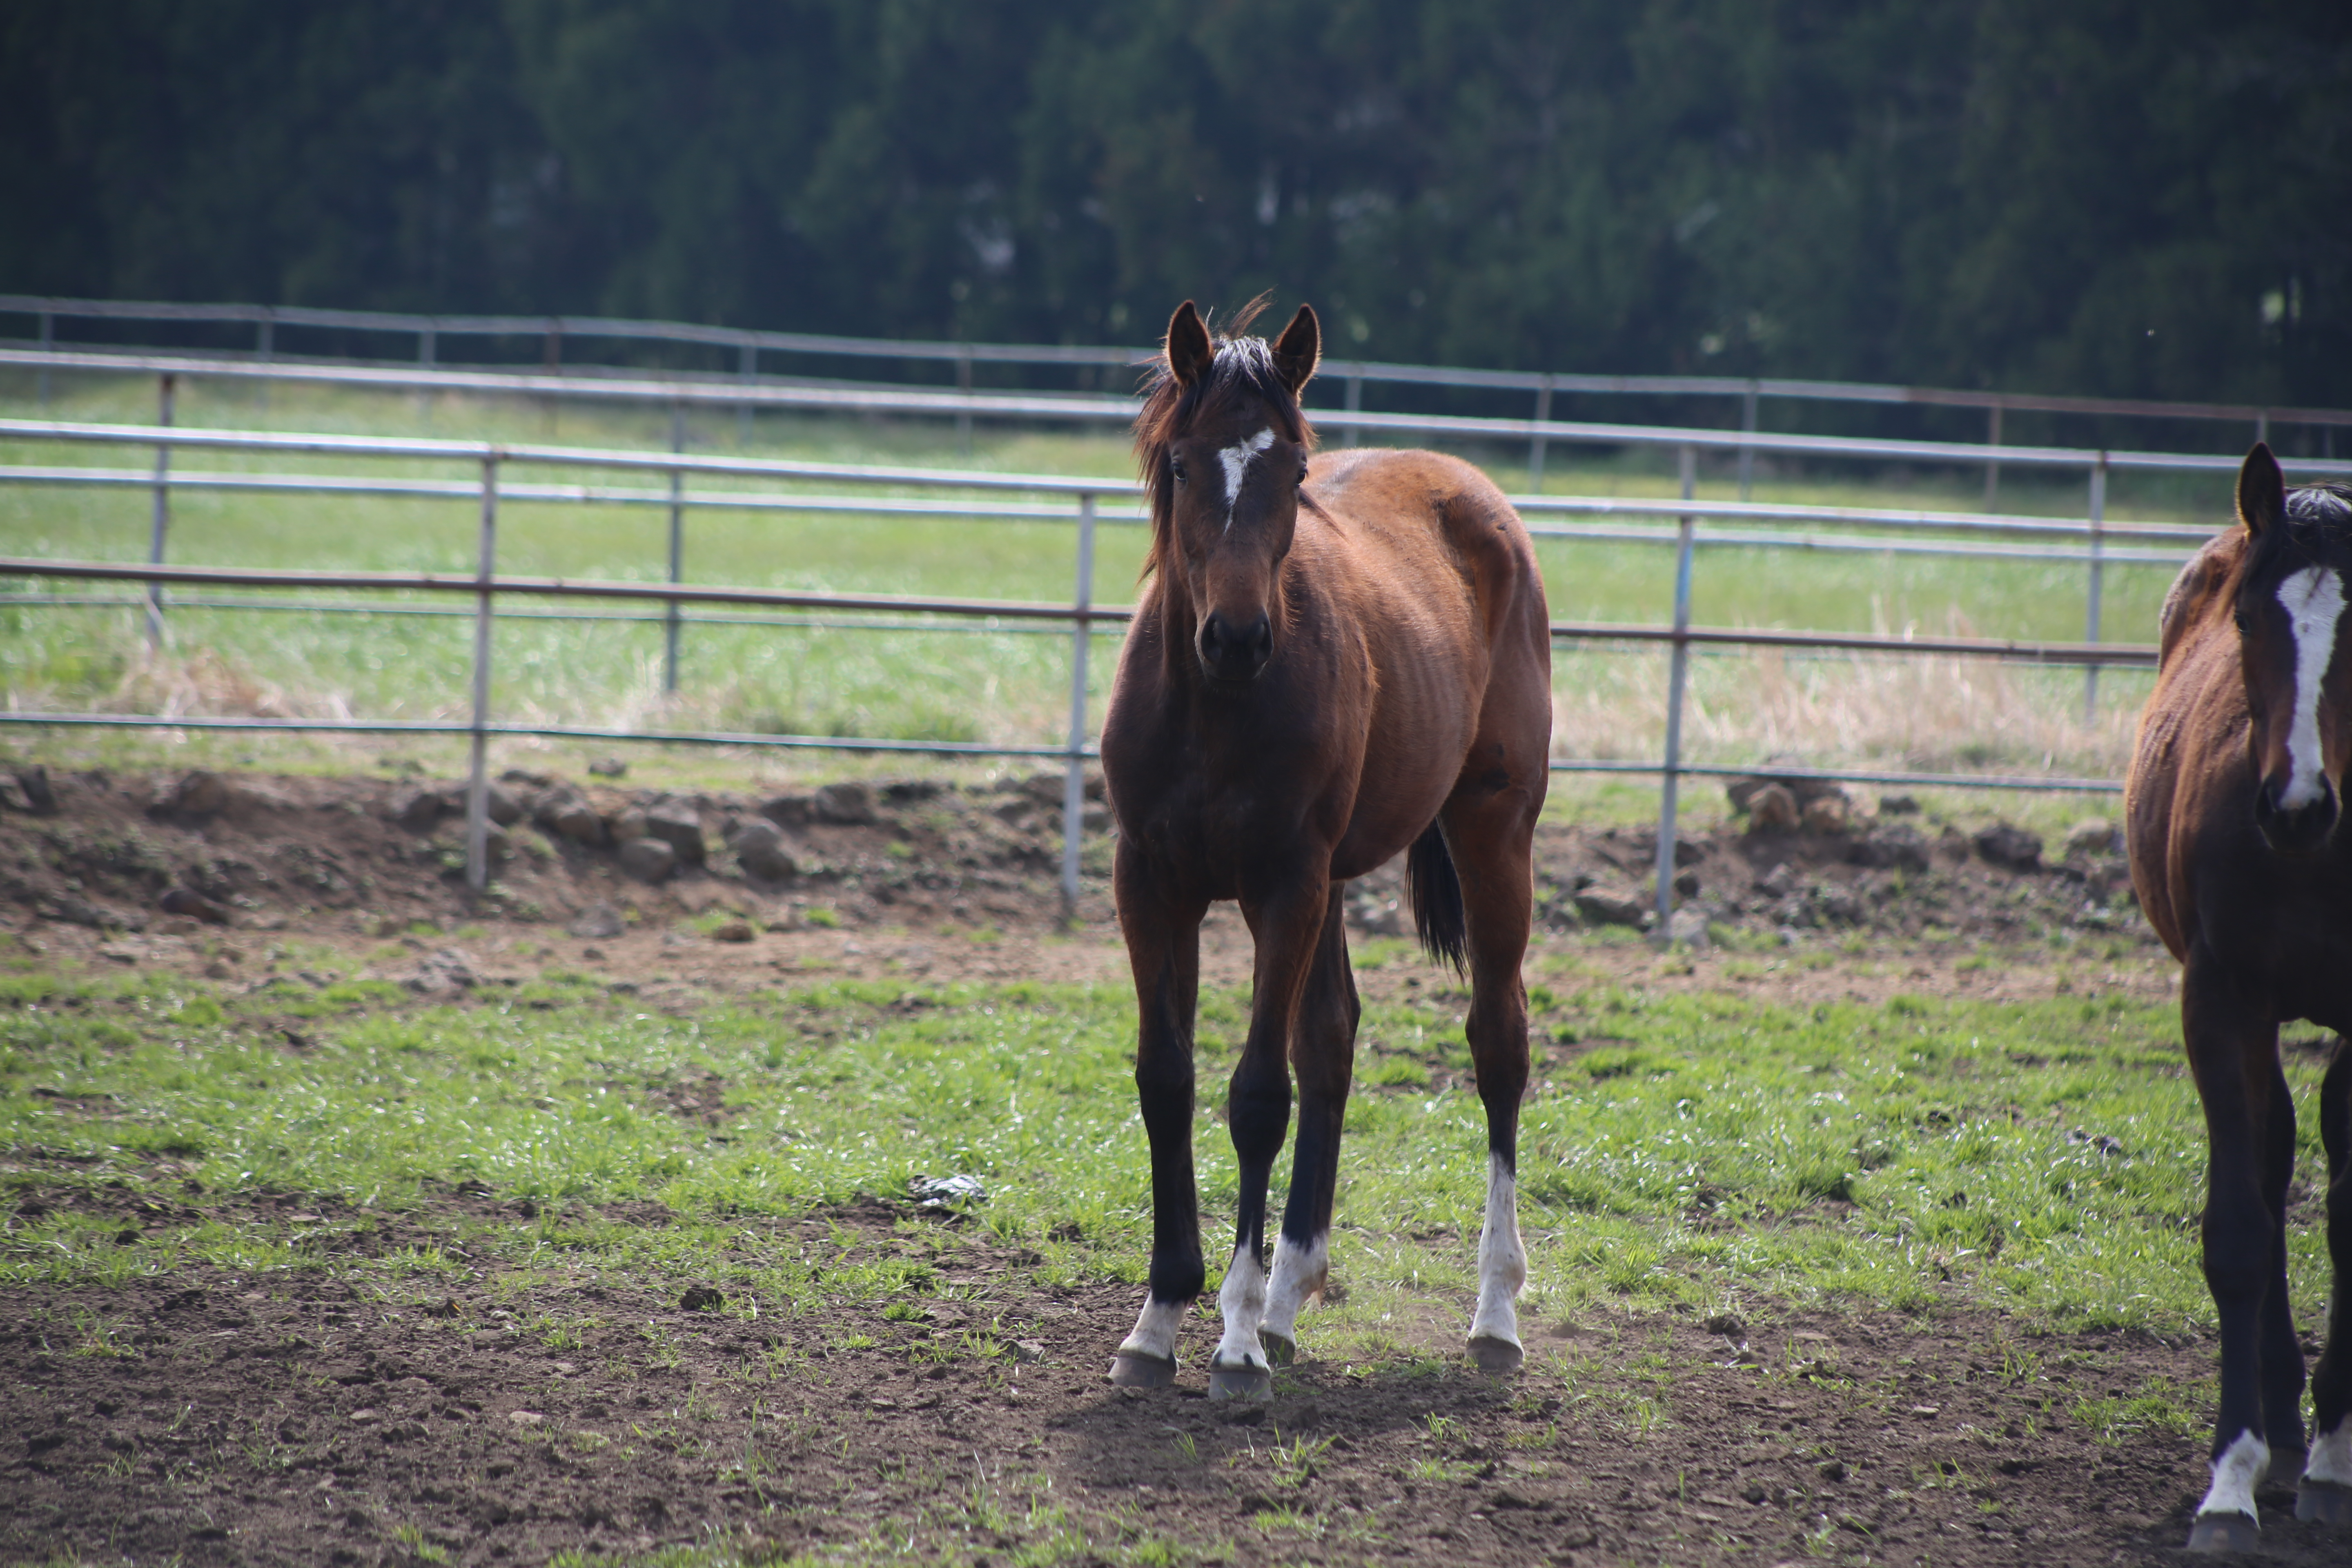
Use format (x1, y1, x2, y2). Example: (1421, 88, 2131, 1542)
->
(2276, 564, 2347, 809)
(2198, 1428, 2270, 1522)
(1216, 428, 1276, 531)
(1212, 1243, 1270, 1370)
(1468, 1152, 1527, 1350)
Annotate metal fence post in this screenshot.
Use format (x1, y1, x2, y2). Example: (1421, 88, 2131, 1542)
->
(419, 323, 436, 368)
(737, 340, 757, 446)
(1528, 376, 1554, 491)
(145, 374, 176, 646)
(1983, 404, 2003, 510)
(2082, 454, 2107, 725)
(664, 404, 685, 693)
(956, 348, 974, 456)
(1653, 443, 1697, 933)
(255, 311, 273, 412)
(1737, 380, 1759, 501)
(465, 454, 500, 895)
(1343, 371, 1363, 447)
(2256, 411, 2269, 449)
(1059, 491, 1098, 924)
(36, 310, 51, 409)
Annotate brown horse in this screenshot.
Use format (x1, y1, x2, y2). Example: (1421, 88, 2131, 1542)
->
(1098, 298, 1553, 1399)
(2127, 443, 2352, 1548)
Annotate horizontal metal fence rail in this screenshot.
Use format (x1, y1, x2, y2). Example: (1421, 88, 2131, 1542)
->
(7, 291, 2350, 439)
(0, 466, 2203, 569)
(0, 555, 2168, 667)
(0, 455, 2223, 541)
(0, 410, 2201, 933)
(13, 374, 2352, 484)
(0, 556, 1116, 622)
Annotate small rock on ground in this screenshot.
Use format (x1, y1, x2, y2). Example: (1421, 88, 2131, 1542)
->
(566, 903, 625, 939)
(618, 837, 677, 884)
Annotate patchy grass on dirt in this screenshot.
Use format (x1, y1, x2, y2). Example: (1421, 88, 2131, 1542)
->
(3, 955, 2344, 1566)
(3, 961, 2330, 1335)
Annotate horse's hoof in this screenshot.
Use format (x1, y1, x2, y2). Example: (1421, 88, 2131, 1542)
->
(1108, 1351, 1177, 1389)
(1207, 1363, 1273, 1402)
(1467, 1334, 1524, 1376)
(1261, 1331, 1297, 1366)
(2297, 1479, 2352, 1526)
(2187, 1511, 2260, 1553)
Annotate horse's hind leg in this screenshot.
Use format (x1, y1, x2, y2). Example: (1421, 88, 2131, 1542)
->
(1262, 884, 1359, 1364)
(2300, 1042, 2352, 1523)
(1440, 791, 1540, 1375)
(1109, 844, 1209, 1387)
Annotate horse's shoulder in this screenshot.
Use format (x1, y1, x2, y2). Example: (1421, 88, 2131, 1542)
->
(2157, 528, 2246, 668)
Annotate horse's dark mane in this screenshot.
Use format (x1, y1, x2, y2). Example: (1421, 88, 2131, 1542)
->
(1133, 296, 1315, 581)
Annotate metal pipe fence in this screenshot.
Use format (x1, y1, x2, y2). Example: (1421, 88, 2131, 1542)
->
(13, 351, 2352, 491)
(8, 292, 2350, 486)
(8, 403, 2323, 933)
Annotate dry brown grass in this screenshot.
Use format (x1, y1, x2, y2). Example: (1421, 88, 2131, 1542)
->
(1552, 643, 2145, 781)
(102, 643, 342, 722)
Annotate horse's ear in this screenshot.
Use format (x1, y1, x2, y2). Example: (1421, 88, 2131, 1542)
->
(1165, 301, 1213, 387)
(1272, 304, 1319, 395)
(2238, 442, 2285, 538)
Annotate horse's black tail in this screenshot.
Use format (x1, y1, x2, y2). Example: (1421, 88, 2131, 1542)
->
(1407, 821, 1467, 976)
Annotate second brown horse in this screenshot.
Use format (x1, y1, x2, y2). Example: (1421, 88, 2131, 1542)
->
(2127, 444, 2352, 1547)
(1100, 298, 1553, 1398)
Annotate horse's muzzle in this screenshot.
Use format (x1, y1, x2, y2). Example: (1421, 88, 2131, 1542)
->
(2255, 773, 2339, 854)
(1198, 610, 1273, 685)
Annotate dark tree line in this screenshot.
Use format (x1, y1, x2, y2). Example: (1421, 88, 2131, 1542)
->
(3, 0, 2347, 406)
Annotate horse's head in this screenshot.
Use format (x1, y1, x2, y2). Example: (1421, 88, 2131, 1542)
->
(2232, 443, 2352, 853)
(1136, 297, 1320, 688)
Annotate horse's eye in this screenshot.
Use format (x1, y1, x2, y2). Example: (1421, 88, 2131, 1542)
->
(1169, 458, 1187, 484)
(1296, 460, 1309, 483)
(2234, 611, 2250, 632)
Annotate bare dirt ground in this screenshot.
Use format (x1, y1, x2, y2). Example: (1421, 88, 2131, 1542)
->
(9, 1211, 2343, 1568)
(6, 763, 2302, 1566)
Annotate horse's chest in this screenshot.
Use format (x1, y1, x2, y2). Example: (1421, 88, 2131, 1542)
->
(2207, 873, 2352, 1027)
(1128, 790, 1313, 886)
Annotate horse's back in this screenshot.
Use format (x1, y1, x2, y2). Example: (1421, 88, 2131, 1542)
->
(1303, 448, 1548, 652)
(1303, 449, 1552, 872)
(2126, 528, 2249, 959)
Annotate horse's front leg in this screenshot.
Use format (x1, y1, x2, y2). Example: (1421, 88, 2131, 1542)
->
(1109, 843, 1208, 1388)
(2183, 946, 2285, 1551)
(1211, 870, 1329, 1401)
(1261, 884, 1359, 1364)
(2300, 1046, 2352, 1523)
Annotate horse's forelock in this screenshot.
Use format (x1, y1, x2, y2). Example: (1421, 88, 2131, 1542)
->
(2286, 482, 2352, 536)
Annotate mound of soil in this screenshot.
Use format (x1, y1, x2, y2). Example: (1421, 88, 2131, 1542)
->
(0, 765, 2151, 954)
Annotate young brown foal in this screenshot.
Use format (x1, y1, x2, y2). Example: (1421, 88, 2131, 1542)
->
(2127, 444, 2352, 1548)
(1100, 299, 1552, 1399)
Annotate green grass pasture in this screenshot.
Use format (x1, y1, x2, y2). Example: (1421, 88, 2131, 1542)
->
(2, 956, 2327, 1342)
